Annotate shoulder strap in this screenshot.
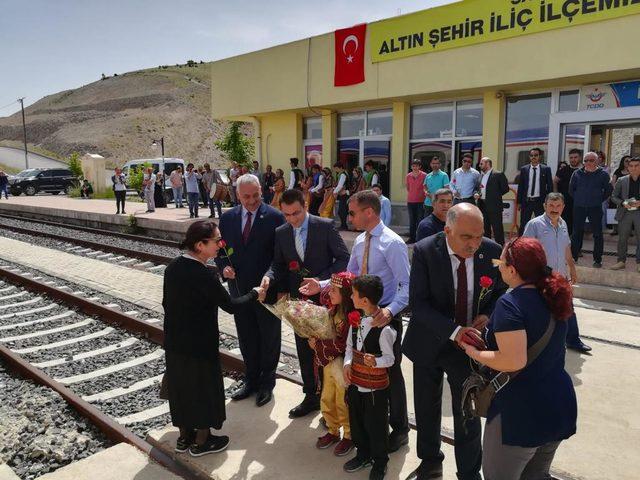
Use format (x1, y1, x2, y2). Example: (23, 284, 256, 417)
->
(510, 317, 556, 381)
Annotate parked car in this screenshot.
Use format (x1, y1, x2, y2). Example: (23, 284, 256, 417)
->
(9, 168, 79, 196)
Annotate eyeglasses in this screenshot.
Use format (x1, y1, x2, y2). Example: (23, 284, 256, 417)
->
(462, 160, 472, 164)
(584, 159, 596, 163)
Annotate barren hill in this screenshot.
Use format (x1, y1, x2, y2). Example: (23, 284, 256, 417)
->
(0, 64, 240, 168)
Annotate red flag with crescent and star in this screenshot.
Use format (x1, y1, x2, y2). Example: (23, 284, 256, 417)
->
(334, 24, 366, 87)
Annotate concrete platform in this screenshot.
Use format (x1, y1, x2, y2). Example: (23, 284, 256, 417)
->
(147, 378, 458, 480)
(0, 464, 20, 480)
(37, 443, 181, 480)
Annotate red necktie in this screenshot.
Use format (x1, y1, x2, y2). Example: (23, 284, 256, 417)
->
(455, 255, 467, 327)
(242, 211, 252, 244)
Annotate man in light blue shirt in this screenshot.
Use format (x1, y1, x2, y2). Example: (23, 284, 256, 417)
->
(184, 162, 202, 218)
(423, 157, 450, 214)
(523, 192, 591, 353)
(450, 153, 480, 204)
(300, 190, 410, 452)
(373, 184, 392, 226)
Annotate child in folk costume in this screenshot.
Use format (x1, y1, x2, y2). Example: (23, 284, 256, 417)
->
(309, 272, 356, 457)
(343, 275, 396, 480)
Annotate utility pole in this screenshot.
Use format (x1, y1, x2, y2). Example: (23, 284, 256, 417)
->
(17, 97, 28, 169)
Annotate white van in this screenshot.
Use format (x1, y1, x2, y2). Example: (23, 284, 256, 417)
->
(121, 158, 185, 199)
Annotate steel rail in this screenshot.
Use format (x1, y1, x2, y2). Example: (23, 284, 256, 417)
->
(0, 267, 573, 480)
(0, 212, 180, 248)
(0, 222, 175, 266)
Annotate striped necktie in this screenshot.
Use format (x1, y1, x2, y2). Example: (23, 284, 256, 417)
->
(295, 227, 305, 261)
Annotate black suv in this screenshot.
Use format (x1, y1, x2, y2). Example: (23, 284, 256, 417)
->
(9, 168, 79, 196)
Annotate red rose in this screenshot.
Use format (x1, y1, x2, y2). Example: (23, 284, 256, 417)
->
(217, 239, 227, 248)
(289, 260, 300, 271)
(347, 311, 361, 328)
(479, 276, 493, 289)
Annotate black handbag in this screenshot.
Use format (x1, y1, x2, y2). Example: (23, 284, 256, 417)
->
(461, 317, 556, 420)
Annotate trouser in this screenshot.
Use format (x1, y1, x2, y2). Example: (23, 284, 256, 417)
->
(309, 194, 323, 216)
(187, 192, 199, 217)
(602, 199, 608, 227)
(321, 364, 350, 439)
(388, 317, 409, 435)
(115, 190, 126, 213)
(413, 345, 482, 480)
(0, 185, 8, 199)
(234, 301, 281, 391)
(337, 195, 349, 229)
(478, 200, 505, 245)
(347, 386, 389, 467)
(560, 195, 574, 235)
(199, 183, 208, 207)
(571, 205, 603, 263)
(145, 189, 155, 211)
(230, 186, 237, 205)
(294, 332, 317, 395)
(519, 198, 544, 234)
(408, 202, 425, 242)
(483, 414, 560, 480)
(172, 187, 183, 207)
(617, 210, 640, 263)
(209, 198, 222, 218)
(566, 310, 582, 347)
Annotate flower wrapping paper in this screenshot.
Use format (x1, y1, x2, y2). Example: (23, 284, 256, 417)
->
(262, 295, 335, 339)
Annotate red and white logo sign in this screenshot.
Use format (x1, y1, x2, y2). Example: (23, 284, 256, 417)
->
(334, 24, 366, 87)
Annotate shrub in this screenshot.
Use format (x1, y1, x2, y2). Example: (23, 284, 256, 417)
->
(68, 185, 82, 198)
(67, 152, 83, 178)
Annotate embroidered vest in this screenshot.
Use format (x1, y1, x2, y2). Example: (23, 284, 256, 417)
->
(350, 325, 389, 390)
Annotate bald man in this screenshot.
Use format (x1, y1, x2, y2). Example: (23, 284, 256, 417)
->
(403, 203, 508, 480)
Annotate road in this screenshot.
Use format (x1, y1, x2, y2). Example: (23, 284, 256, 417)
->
(0, 146, 67, 171)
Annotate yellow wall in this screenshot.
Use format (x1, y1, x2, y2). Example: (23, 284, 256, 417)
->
(212, 15, 640, 119)
(259, 113, 302, 172)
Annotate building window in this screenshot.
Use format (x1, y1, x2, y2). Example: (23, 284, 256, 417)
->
(504, 93, 552, 182)
(303, 117, 322, 140)
(366, 109, 392, 136)
(410, 100, 483, 175)
(338, 112, 365, 138)
(559, 90, 579, 112)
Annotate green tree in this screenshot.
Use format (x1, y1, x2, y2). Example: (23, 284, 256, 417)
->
(128, 162, 151, 193)
(67, 152, 84, 178)
(214, 122, 254, 168)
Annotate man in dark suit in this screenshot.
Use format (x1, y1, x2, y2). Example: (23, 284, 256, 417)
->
(517, 147, 553, 234)
(403, 203, 507, 480)
(263, 189, 349, 417)
(475, 157, 510, 245)
(216, 174, 285, 407)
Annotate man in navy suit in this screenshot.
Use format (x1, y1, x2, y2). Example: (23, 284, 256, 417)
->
(263, 189, 350, 418)
(403, 203, 507, 480)
(517, 148, 553, 234)
(216, 174, 285, 407)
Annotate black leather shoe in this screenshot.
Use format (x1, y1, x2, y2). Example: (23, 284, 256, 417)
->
(388, 430, 409, 453)
(256, 390, 273, 407)
(567, 342, 592, 353)
(230, 383, 254, 401)
(288, 395, 320, 418)
(370, 463, 387, 480)
(405, 462, 443, 480)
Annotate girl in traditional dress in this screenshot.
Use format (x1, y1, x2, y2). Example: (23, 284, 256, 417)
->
(309, 272, 356, 457)
(351, 167, 366, 195)
(270, 168, 285, 209)
(319, 167, 336, 219)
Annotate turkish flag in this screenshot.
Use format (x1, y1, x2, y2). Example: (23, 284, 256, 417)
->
(334, 24, 366, 87)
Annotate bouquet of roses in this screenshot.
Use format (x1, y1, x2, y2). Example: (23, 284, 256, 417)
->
(262, 294, 335, 339)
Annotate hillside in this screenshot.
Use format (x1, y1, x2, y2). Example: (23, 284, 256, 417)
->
(0, 63, 243, 168)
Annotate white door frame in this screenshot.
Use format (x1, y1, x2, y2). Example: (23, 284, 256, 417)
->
(548, 106, 640, 171)
(359, 135, 392, 168)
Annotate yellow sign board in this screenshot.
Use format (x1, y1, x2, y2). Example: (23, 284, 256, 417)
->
(370, 0, 640, 63)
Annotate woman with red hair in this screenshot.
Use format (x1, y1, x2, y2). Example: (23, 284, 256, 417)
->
(461, 237, 577, 480)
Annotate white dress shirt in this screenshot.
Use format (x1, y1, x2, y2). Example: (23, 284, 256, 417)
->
(480, 169, 492, 200)
(344, 316, 397, 393)
(446, 238, 474, 341)
(528, 164, 541, 198)
(310, 175, 324, 193)
(333, 172, 347, 194)
(288, 171, 297, 190)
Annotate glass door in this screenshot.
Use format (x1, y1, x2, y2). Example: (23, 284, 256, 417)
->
(361, 137, 391, 195)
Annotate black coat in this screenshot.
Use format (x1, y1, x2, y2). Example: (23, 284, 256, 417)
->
(215, 202, 285, 303)
(163, 256, 257, 361)
(403, 232, 508, 366)
(266, 215, 350, 297)
(517, 164, 553, 205)
(479, 170, 509, 212)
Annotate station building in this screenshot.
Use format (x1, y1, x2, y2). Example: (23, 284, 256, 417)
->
(210, 1, 640, 222)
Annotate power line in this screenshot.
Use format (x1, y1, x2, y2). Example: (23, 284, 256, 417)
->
(0, 100, 18, 111)
(17, 98, 29, 169)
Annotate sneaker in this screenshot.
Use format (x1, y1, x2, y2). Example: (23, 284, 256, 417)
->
(175, 432, 195, 453)
(188, 435, 230, 457)
(316, 432, 340, 449)
(334, 438, 354, 456)
(610, 261, 626, 270)
(369, 462, 387, 480)
(343, 456, 372, 473)
(593, 262, 602, 268)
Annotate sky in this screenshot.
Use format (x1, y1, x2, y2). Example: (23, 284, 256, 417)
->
(0, 0, 455, 117)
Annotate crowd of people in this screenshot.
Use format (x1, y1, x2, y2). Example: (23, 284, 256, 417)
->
(162, 173, 585, 480)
